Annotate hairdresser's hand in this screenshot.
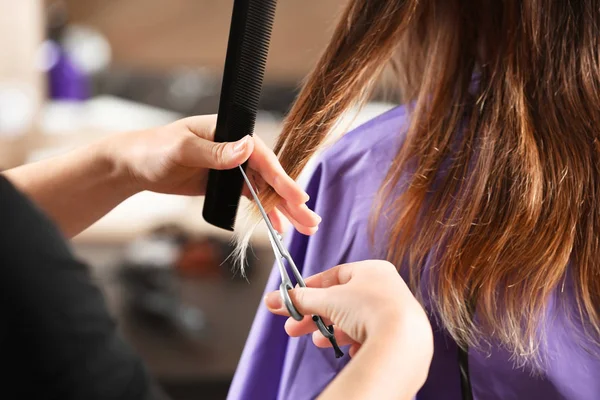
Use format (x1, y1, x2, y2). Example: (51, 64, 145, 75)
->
(265, 261, 433, 399)
(107, 115, 320, 234)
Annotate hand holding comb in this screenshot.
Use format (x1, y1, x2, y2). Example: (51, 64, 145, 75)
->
(202, 0, 278, 230)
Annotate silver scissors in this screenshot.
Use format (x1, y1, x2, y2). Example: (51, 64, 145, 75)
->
(239, 165, 344, 358)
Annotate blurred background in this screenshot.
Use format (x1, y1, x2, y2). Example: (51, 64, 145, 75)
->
(0, 1, 394, 398)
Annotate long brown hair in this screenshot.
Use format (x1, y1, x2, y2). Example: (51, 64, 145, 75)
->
(258, 0, 600, 362)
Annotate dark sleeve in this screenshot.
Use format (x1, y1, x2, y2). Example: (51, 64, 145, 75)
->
(0, 176, 168, 400)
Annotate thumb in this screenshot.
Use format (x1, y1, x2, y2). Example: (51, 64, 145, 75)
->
(208, 135, 254, 169)
(184, 135, 254, 169)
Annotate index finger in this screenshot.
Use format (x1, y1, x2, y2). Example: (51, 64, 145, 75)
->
(247, 135, 309, 204)
(182, 114, 218, 139)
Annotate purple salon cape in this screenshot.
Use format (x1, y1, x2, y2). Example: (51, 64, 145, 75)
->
(229, 106, 600, 400)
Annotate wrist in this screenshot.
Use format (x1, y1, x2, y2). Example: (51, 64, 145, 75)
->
(91, 133, 143, 197)
(373, 304, 433, 395)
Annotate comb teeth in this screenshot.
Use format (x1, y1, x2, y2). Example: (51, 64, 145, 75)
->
(231, 0, 277, 135)
(233, 1, 276, 104)
(216, 0, 277, 140)
(203, 0, 278, 231)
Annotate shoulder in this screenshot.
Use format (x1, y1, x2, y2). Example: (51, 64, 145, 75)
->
(0, 175, 154, 400)
(0, 174, 71, 259)
(306, 105, 410, 213)
(324, 104, 409, 166)
(0, 174, 47, 221)
(0, 174, 24, 203)
(318, 105, 409, 191)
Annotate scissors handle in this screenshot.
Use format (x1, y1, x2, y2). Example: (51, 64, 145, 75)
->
(280, 282, 303, 321)
(279, 282, 344, 358)
(312, 316, 345, 358)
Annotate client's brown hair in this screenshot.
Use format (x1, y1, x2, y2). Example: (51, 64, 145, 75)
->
(259, 0, 600, 362)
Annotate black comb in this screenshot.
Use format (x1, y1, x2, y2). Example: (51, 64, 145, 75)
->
(202, 0, 278, 231)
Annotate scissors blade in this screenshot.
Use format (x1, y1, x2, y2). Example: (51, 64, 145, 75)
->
(238, 166, 268, 221)
(238, 166, 278, 231)
(238, 166, 289, 254)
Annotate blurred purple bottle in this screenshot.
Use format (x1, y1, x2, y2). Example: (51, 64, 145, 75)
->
(44, 1, 89, 101)
(46, 40, 90, 101)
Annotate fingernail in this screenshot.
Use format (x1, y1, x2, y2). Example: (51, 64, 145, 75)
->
(313, 213, 322, 224)
(233, 136, 249, 154)
(264, 291, 282, 309)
